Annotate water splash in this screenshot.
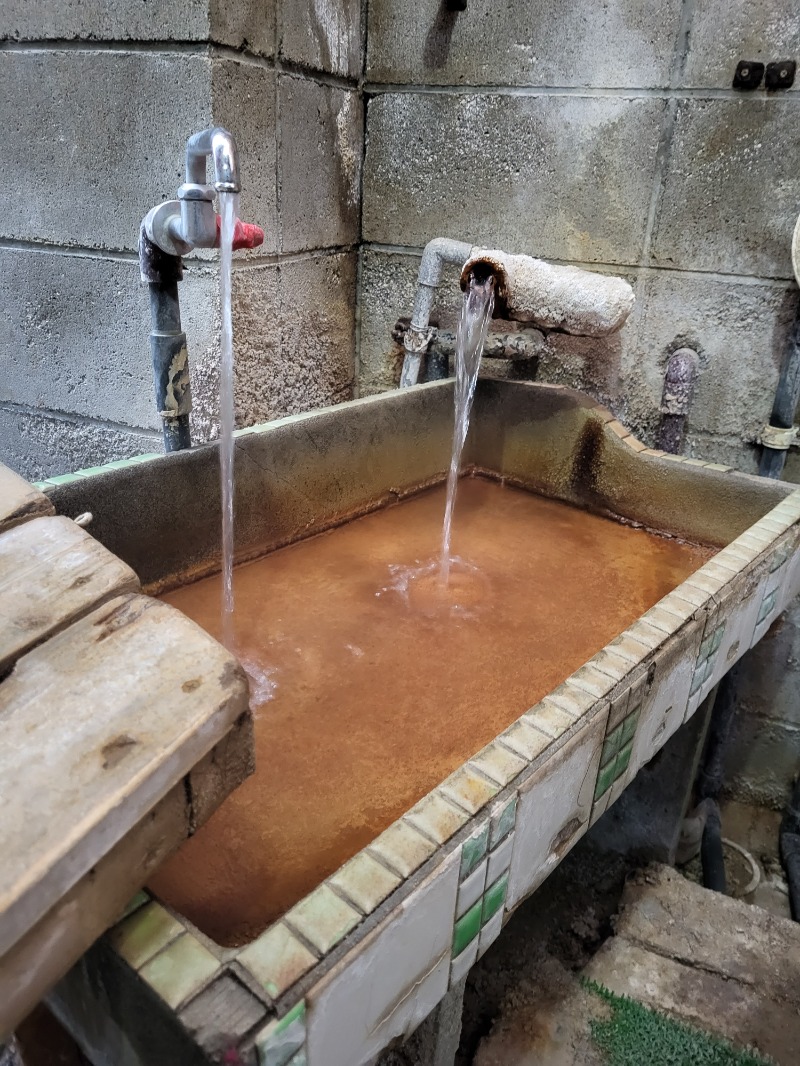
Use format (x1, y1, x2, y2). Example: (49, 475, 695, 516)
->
(219, 191, 239, 649)
(440, 273, 495, 583)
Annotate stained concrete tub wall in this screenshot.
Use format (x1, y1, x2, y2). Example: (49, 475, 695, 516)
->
(0, 0, 362, 480)
(359, 0, 800, 479)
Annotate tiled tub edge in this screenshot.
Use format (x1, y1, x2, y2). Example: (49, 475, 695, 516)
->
(91, 488, 800, 1066)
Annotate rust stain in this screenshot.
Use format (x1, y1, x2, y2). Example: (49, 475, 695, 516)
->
(101, 734, 138, 770)
(182, 678, 202, 693)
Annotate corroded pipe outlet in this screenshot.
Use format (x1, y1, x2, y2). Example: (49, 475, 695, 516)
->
(459, 248, 635, 336)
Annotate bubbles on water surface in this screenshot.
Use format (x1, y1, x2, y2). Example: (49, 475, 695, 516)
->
(240, 657, 278, 708)
(376, 555, 490, 620)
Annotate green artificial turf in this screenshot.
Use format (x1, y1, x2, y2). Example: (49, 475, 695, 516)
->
(583, 979, 775, 1066)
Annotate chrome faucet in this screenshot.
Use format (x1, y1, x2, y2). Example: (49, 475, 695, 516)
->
(139, 127, 263, 452)
(143, 127, 257, 257)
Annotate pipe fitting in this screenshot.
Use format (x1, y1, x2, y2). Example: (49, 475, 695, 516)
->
(186, 127, 241, 193)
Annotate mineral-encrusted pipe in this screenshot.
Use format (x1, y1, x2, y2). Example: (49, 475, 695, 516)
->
(657, 347, 699, 455)
(400, 237, 473, 387)
(459, 249, 635, 336)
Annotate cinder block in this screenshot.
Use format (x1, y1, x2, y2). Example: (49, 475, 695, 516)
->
(0, 247, 162, 430)
(651, 99, 800, 278)
(0, 0, 209, 42)
(0, 404, 160, 483)
(211, 59, 278, 254)
(363, 93, 665, 263)
(682, 0, 800, 89)
(279, 77, 362, 252)
(366, 0, 682, 87)
(281, 0, 361, 79)
(0, 51, 212, 252)
(622, 272, 795, 449)
(1, 0, 275, 55)
(210, 0, 276, 55)
(191, 252, 356, 436)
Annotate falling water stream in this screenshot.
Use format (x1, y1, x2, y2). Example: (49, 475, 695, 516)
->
(219, 191, 239, 649)
(440, 272, 495, 583)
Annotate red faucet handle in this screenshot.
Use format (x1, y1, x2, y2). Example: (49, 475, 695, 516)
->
(214, 215, 265, 250)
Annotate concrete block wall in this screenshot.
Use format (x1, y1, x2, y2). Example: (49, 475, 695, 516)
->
(0, 0, 362, 480)
(358, 0, 800, 476)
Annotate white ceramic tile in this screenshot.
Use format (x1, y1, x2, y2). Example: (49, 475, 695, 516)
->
(706, 580, 764, 690)
(449, 939, 479, 986)
(627, 621, 702, 774)
(456, 860, 487, 919)
(305, 853, 459, 1066)
(486, 832, 514, 885)
(507, 713, 606, 912)
(477, 911, 504, 958)
(782, 546, 800, 612)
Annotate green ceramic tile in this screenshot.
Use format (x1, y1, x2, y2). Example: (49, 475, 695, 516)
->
(109, 901, 184, 970)
(287, 1052, 307, 1066)
(285, 885, 360, 955)
(239, 922, 317, 999)
(619, 708, 640, 747)
(490, 796, 517, 848)
(600, 724, 622, 768)
(689, 664, 705, 696)
(256, 1000, 306, 1066)
(699, 633, 715, 660)
(500, 720, 551, 762)
(615, 740, 633, 779)
(482, 873, 509, 925)
(329, 852, 401, 914)
(594, 759, 617, 801)
(43, 472, 82, 486)
(525, 699, 574, 738)
(370, 820, 437, 877)
(120, 889, 150, 921)
(452, 900, 482, 958)
(460, 822, 490, 880)
(441, 765, 501, 815)
(138, 934, 220, 1010)
(74, 464, 116, 477)
(710, 623, 726, 654)
(128, 452, 163, 463)
(470, 743, 526, 787)
(406, 790, 470, 845)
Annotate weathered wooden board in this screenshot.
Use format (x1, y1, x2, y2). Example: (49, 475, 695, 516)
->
(0, 717, 253, 1037)
(0, 593, 250, 961)
(0, 464, 54, 535)
(0, 515, 140, 673)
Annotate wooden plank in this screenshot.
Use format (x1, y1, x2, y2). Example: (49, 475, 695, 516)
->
(0, 719, 253, 1036)
(0, 515, 140, 674)
(0, 593, 250, 960)
(0, 464, 54, 535)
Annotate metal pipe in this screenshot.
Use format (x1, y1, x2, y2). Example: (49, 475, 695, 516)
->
(401, 237, 472, 387)
(759, 303, 800, 478)
(185, 127, 241, 192)
(656, 347, 698, 454)
(780, 776, 800, 920)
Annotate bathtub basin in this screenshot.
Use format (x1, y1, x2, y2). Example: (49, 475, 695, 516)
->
(42, 379, 800, 1066)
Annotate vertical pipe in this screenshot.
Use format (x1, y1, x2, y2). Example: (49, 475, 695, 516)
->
(148, 281, 192, 452)
(759, 305, 800, 478)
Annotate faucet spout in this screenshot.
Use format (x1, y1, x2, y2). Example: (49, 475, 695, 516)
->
(185, 127, 241, 193)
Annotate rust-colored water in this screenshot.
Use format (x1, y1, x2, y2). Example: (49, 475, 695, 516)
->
(151, 477, 711, 946)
